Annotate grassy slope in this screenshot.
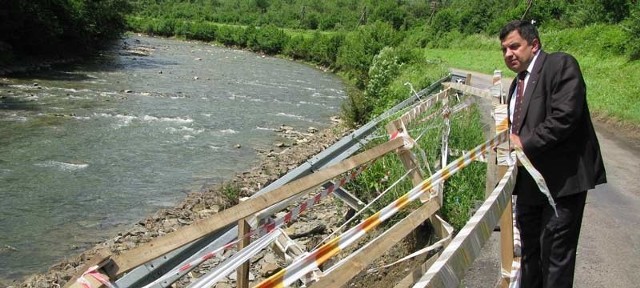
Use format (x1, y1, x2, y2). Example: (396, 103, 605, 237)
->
(422, 48, 640, 127)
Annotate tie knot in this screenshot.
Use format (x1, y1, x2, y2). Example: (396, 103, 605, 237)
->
(518, 71, 527, 80)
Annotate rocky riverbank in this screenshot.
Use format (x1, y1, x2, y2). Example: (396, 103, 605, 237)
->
(10, 119, 360, 288)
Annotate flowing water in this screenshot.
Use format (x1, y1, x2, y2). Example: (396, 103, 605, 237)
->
(0, 35, 345, 281)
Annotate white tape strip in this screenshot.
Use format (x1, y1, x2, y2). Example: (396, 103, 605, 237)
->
(372, 217, 454, 271)
(513, 148, 558, 216)
(186, 229, 282, 288)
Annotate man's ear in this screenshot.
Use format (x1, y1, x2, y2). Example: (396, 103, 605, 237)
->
(531, 38, 541, 53)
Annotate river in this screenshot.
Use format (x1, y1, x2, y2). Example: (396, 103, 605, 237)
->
(0, 34, 345, 282)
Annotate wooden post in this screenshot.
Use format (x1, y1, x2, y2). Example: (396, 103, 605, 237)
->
(465, 73, 473, 85)
(385, 119, 424, 188)
(385, 116, 446, 240)
(486, 84, 499, 198)
(237, 218, 251, 288)
(498, 165, 514, 288)
(491, 70, 514, 287)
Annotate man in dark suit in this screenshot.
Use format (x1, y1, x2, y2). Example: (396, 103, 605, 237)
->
(499, 20, 607, 287)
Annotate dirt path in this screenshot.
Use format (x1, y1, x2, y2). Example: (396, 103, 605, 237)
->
(455, 68, 640, 287)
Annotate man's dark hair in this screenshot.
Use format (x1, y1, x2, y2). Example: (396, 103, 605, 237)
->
(499, 20, 541, 47)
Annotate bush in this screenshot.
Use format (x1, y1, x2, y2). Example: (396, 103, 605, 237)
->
(0, 0, 130, 57)
(283, 34, 311, 60)
(249, 25, 289, 54)
(215, 25, 247, 46)
(336, 21, 398, 89)
(340, 85, 370, 127)
(309, 32, 345, 68)
(366, 47, 403, 110)
(625, 4, 640, 60)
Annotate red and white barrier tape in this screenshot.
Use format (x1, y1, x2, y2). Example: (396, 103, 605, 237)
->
(76, 265, 115, 288)
(256, 164, 368, 236)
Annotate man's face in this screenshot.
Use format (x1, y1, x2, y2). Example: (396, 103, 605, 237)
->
(501, 30, 539, 73)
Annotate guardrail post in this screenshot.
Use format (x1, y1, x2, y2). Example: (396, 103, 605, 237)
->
(386, 114, 445, 240)
(498, 166, 514, 288)
(386, 119, 425, 188)
(492, 69, 514, 287)
(237, 218, 251, 288)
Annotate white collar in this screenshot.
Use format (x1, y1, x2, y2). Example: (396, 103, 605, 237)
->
(524, 50, 541, 75)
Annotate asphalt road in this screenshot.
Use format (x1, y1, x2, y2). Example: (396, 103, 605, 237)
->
(452, 69, 640, 287)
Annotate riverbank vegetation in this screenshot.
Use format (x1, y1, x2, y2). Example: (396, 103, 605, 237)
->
(0, 1, 131, 65)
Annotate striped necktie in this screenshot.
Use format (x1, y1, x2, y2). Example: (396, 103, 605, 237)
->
(512, 71, 527, 134)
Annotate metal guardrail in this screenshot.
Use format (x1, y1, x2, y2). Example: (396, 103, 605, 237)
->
(115, 75, 453, 287)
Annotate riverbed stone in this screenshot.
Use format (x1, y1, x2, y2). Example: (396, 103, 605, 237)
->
(19, 122, 353, 287)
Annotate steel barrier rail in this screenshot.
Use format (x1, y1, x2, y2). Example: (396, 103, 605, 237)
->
(114, 75, 453, 287)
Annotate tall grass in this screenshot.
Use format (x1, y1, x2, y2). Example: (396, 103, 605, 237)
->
(346, 89, 487, 230)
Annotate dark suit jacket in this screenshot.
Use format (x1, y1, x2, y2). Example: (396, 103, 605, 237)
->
(507, 51, 607, 202)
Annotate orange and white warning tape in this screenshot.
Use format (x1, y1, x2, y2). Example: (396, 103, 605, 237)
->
(313, 167, 417, 251)
(255, 131, 509, 288)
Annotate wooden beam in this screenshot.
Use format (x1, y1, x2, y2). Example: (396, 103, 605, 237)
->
(64, 252, 111, 288)
(100, 137, 405, 278)
(394, 252, 441, 288)
(443, 82, 493, 100)
(398, 89, 449, 125)
(311, 200, 440, 288)
(498, 166, 514, 288)
(237, 218, 251, 288)
(386, 119, 424, 188)
(413, 165, 516, 288)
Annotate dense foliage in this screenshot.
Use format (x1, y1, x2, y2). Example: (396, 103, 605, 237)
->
(126, 0, 639, 125)
(128, 0, 637, 34)
(0, 0, 130, 63)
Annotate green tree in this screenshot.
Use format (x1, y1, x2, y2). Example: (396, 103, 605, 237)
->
(0, 0, 130, 59)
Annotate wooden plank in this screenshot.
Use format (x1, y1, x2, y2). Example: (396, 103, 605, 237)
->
(386, 119, 424, 188)
(399, 89, 449, 125)
(394, 252, 441, 288)
(497, 165, 514, 288)
(485, 119, 498, 198)
(237, 219, 251, 288)
(443, 82, 492, 100)
(311, 200, 440, 288)
(413, 165, 516, 288)
(64, 251, 111, 288)
(102, 137, 405, 278)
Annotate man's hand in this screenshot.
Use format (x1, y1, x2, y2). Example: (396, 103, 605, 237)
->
(510, 134, 523, 150)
